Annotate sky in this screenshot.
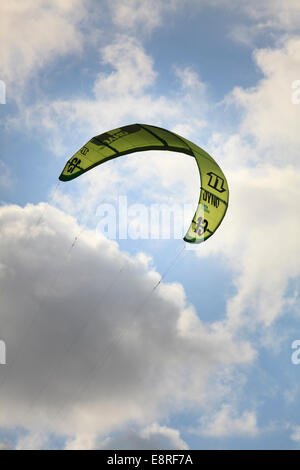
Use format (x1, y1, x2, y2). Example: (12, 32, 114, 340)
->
(0, 0, 300, 450)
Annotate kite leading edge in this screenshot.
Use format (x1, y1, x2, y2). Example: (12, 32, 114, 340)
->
(59, 124, 229, 243)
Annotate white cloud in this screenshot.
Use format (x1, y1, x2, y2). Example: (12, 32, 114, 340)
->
(65, 433, 97, 450)
(207, 0, 300, 45)
(228, 38, 300, 165)
(0, 0, 87, 88)
(65, 422, 189, 450)
(16, 432, 49, 450)
(109, 0, 300, 38)
(287, 423, 300, 447)
(194, 164, 300, 330)
(109, 0, 163, 32)
(15, 34, 186, 156)
(196, 404, 259, 438)
(1, 1, 300, 448)
(198, 38, 300, 332)
(68, 422, 189, 450)
(241, 0, 300, 34)
(0, 203, 254, 444)
(4, 3, 299, 342)
(94, 36, 156, 97)
(2, 0, 299, 100)
(108, 0, 181, 34)
(138, 423, 189, 449)
(15, 32, 300, 340)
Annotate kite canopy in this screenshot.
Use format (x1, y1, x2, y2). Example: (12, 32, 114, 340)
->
(59, 124, 229, 243)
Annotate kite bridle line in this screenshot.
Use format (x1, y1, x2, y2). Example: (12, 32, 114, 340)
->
(31, 240, 187, 426)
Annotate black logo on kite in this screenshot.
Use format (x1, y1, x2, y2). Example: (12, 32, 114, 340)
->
(67, 157, 82, 173)
(207, 172, 226, 193)
(202, 189, 220, 208)
(80, 146, 89, 156)
(195, 217, 208, 236)
(92, 124, 141, 148)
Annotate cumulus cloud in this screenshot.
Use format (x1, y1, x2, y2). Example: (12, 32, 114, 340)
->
(238, 0, 300, 35)
(109, 0, 300, 39)
(0, 203, 254, 445)
(66, 422, 189, 450)
(2, 0, 300, 448)
(195, 404, 259, 437)
(12, 27, 300, 342)
(2, 0, 299, 99)
(288, 423, 300, 447)
(0, 0, 87, 88)
(194, 37, 300, 335)
(108, 0, 182, 34)
(15, 34, 188, 157)
(195, 164, 300, 330)
(228, 38, 300, 165)
(94, 36, 157, 97)
(15, 432, 49, 450)
(208, 0, 300, 45)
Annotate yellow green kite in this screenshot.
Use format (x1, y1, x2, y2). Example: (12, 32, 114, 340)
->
(59, 124, 229, 243)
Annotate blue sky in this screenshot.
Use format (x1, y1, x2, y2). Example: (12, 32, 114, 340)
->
(0, 0, 300, 450)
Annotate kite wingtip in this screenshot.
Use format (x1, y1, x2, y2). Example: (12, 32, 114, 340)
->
(58, 173, 74, 182)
